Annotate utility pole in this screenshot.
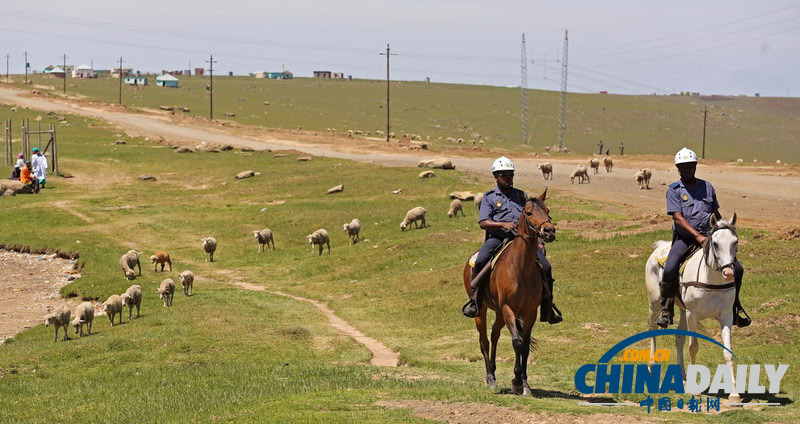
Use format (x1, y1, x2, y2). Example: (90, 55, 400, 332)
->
(521, 33, 529, 145)
(379, 44, 395, 142)
(24, 51, 28, 84)
(557, 30, 569, 149)
(117, 56, 124, 105)
(702, 106, 708, 159)
(5, 54, 9, 83)
(62, 54, 68, 93)
(206, 54, 217, 120)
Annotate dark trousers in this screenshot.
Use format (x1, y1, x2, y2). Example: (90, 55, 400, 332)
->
(663, 234, 743, 286)
(471, 236, 553, 291)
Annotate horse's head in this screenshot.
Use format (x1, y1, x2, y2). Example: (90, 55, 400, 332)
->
(706, 213, 738, 282)
(522, 188, 556, 243)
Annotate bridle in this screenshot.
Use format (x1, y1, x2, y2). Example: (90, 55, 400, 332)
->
(702, 224, 737, 272)
(519, 201, 554, 241)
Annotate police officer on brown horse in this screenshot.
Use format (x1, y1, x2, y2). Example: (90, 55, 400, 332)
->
(462, 156, 562, 324)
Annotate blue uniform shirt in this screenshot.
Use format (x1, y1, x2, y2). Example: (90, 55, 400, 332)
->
(479, 186, 529, 239)
(666, 178, 719, 238)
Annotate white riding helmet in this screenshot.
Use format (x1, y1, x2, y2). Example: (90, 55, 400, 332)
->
(674, 147, 698, 165)
(491, 156, 515, 173)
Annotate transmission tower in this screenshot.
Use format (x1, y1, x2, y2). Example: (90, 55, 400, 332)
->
(557, 30, 568, 149)
(521, 33, 529, 145)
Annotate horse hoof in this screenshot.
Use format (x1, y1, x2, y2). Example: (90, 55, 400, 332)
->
(727, 394, 741, 403)
(522, 387, 532, 396)
(511, 381, 523, 395)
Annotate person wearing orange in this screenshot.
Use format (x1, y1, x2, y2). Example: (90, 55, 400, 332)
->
(19, 161, 39, 193)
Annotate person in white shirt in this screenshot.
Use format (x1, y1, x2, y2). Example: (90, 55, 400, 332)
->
(31, 147, 48, 190)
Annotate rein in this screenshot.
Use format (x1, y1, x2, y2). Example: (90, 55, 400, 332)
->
(680, 223, 737, 294)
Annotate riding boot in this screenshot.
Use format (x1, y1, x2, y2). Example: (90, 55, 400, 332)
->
(462, 269, 482, 318)
(656, 280, 676, 329)
(540, 280, 563, 324)
(732, 278, 751, 328)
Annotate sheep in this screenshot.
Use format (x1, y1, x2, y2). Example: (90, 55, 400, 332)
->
(71, 302, 94, 337)
(44, 305, 71, 342)
(589, 158, 600, 174)
(102, 294, 123, 326)
(401, 207, 427, 231)
(474, 193, 484, 212)
(570, 165, 590, 184)
(343, 219, 361, 245)
(179, 270, 194, 296)
(119, 250, 142, 280)
(537, 163, 553, 180)
(307, 229, 330, 256)
(447, 199, 465, 218)
(120, 285, 142, 320)
(635, 168, 652, 189)
(157, 279, 176, 307)
(254, 229, 275, 253)
(201, 237, 217, 262)
(603, 157, 613, 172)
(150, 251, 172, 272)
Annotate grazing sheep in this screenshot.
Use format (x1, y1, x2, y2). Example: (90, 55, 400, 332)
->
(343, 219, 361, 245)
(254, 229, 275, 253)
(201, 237, 217, 262)
(635, 168, 652, 189)
(603, 157, 613, 172)
(537, 163, 553, 180)
(150, 251, 172, 272)
(419, 170, 436, 178)
(102, 295, 123, 326)
(570, 165, 590, 184)
(307, 229, 331, 256)
(401, 207, 427, 231)
(120, 285, 142, 320)
(474, 193, 484, 212)
(71, 302, 94, 337)
(179, 270, 194, 296)
(119, 250, 142, 280)
(589, 158, 600, 174)
(44, 305, 71, 342)
(448, 199, 465, 218)
(157, 279, 176, 307)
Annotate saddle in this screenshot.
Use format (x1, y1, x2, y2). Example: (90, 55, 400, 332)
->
(655, 244, 700, 278)
(467, 239, 515, 271)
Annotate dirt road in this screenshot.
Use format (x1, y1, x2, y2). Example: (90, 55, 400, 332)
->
(2, 87, 798, 229)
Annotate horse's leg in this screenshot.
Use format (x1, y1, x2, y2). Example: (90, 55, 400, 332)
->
(720, 311, 740, 402)
(475, 306, 492, 388)
(488, 311, 504, 389)
(501, 304, 524, 394)
(687, 311, 699, 366)
(518, 309, 536, 396)
(676, 308, 688, 382)
(648, 297, 660, 372)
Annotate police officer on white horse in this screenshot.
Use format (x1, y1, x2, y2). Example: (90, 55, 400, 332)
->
(462, 156, 562, 324)
(656, 148, 751, 329)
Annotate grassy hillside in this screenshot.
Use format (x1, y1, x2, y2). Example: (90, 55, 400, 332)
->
(10, 75, 800, 163)
(0, 103, 797, 423)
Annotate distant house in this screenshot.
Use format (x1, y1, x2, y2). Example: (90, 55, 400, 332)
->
(268, 70, 293, 79)
(254, 71, 268, 79)
(95, 69, 111, 77)
(194, 68, 205, 76)
(72, 64, 95, 79)
(124, 75, 148, 86)
(112, 67, 133, 78)
(49, 67, 66, 79)
(332, 72, 343, 79)
(43, 65, 55, 74)
(314, 71, 332, 78)
(156, 73, 179, 88)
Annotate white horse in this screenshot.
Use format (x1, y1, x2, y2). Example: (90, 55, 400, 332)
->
(645, 213, 740, 401)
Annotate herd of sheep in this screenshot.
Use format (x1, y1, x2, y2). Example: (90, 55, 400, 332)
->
(537, 156, 653, 190)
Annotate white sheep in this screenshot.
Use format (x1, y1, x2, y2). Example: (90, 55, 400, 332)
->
(201, 237, 217, 262)
(474, 193, 484, 212)
(343, 219, 361, 245)
(179, 270, 194, 296)
(401, 207, 427, 231)
(71, 302, 94, 337)
(603, 157, 613, 172)
(589, 158, 600, 174)
(447, 199, 465, 218)
(120, 285, 142, 320)
(157, 279, 176, 307)
(44, 305, 71, 342)
(254, 229, 275, 253)
(119, 250, 142, 280)
(307, 229, 330, 256)
(570, 165, 590, 184)
(102, 294, 123, 326)
(537, 163, 553, 180)
(635, 168, 652, 189)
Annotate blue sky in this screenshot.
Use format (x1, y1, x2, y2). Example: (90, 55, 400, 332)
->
(2, 0, 799, 96)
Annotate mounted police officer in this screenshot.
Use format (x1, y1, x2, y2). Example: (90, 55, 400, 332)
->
(657, 147, 751, 329)
(462, 156, 563, 324)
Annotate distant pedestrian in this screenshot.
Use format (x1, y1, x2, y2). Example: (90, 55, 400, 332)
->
(606, 148, 610, 156)
(10, 153, 24, 179)
(20, 161, 39, 193)
(619, 142, 624, 156)
(31, 147, 48, 189)
(598, 140, 604, 155)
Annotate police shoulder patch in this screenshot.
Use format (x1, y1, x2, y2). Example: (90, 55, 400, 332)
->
(681, 194, 689, 201)
(669, 181, 680, 189)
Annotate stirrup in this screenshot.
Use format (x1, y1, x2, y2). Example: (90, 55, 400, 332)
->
(733, 308, 752, 328)
(546, 305, 563, 324)
(462, 300, 479, 318)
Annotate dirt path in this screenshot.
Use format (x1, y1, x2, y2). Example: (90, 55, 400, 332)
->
(1, 87, 798, 230)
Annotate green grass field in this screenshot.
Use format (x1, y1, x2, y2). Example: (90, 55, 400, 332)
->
(10, 74, 800, 163)
(0, 103, 798, 423)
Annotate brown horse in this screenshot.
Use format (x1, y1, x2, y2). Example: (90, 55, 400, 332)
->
(462, 189, 556, 395)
